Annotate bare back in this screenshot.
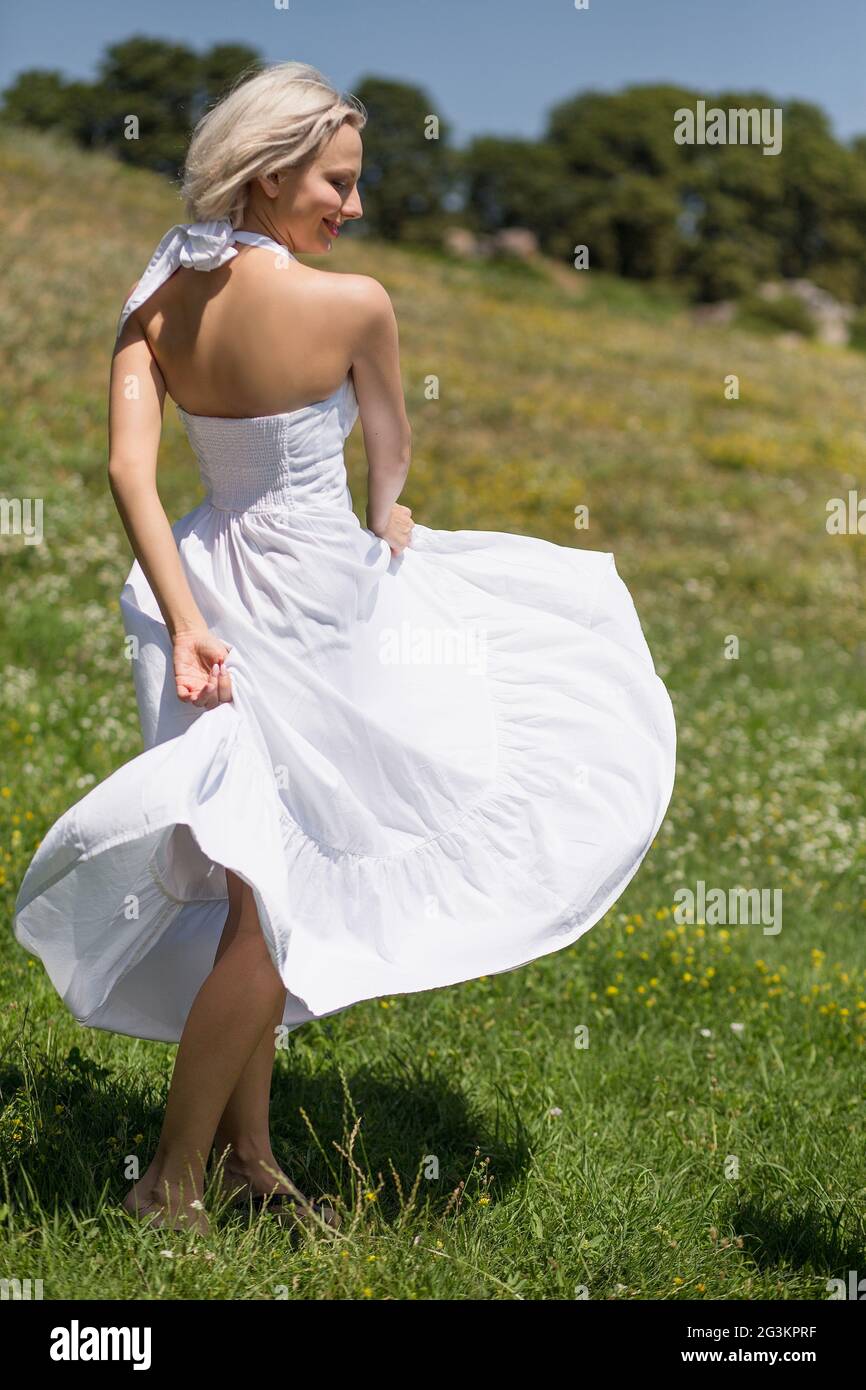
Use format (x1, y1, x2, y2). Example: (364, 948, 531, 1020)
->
(110, 232, 411, 541)
(133, 246, 360, 419)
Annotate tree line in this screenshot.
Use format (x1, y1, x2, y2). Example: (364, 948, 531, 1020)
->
(4, 35, 866, 305)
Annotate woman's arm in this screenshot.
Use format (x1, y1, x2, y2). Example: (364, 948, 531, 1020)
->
(108, 309, 231, 708)
(346, 277, 414, 555)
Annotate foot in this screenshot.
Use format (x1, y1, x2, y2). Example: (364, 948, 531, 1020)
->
(218, 1154, 340, 1228)
(121, 1179, 210, 1236)
(220, 1154, 303, 1203)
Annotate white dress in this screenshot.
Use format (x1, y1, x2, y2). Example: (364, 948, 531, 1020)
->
(13, 220, 677, 1044)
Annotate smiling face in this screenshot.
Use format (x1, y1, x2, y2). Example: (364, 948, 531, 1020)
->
(248, 120, 364, 254)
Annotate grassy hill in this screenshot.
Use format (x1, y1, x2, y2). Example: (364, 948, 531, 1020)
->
(1, 128, 864, 1300)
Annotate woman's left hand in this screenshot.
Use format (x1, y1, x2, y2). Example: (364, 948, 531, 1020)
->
(172, 628, 233, 709)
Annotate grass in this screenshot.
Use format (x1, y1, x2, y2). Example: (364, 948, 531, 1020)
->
(1, 128, 865, 1300)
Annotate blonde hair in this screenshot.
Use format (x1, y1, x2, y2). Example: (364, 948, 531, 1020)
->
(181, 60, 366, 225)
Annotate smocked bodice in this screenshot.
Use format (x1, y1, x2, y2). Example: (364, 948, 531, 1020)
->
(177, 375, 359, 514)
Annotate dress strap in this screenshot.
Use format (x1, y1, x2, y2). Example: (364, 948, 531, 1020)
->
(115, 220, 294, 340)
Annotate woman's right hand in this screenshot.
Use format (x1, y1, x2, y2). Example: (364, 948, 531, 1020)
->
(370, 503, 414, 557)
(172, 627, 233, 709)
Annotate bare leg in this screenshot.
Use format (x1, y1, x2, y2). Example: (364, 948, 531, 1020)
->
(122, 873, 287, 1233)
(210, 871, 296, 1200)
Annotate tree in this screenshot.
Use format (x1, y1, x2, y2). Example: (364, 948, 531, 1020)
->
(460, 136, 574, 249)
(544, 85, 694, 276)
(351, 76, 455, 242)
(5, 52, 866, 301)
(0, 37, 262, 179)
(199, 44, 262, 124)
(94, 36, 214, 176)
(0, 70, 70, 131)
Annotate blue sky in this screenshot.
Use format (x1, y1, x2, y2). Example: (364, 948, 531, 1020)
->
(1, 0, 864, 144)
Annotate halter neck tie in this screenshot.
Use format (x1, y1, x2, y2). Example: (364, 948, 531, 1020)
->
(116, 219, 294, 339)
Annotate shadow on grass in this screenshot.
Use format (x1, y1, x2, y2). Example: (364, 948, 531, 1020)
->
(734, 1196, 866, 1283)
(0, 1032, 532, 1226)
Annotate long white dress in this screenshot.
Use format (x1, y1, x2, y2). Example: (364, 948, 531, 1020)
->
(13, 220, 677, 1044)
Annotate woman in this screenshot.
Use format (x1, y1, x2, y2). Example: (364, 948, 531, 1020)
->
(14, 61, 676, 1235)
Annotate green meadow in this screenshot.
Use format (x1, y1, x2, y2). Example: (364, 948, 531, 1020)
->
(1, 128, 864, 1300)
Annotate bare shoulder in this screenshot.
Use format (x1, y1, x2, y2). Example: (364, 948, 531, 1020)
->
(273, 269, 397, 364)
(296, 268, 395, 325)
(329, 272, 392, 311)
